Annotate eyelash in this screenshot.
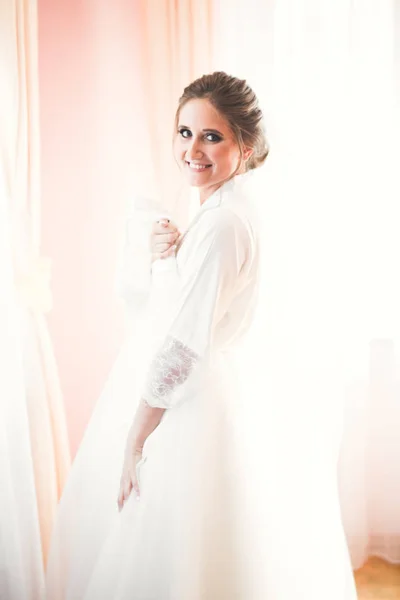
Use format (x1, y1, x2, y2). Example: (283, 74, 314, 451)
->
(178, 128, 222, 143)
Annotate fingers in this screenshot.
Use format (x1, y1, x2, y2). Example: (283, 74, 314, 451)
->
(154, 240, 177, 254)
(117, 479, 135, 511)
(151, 245, 177, 263)
(118, 478, 132, 512)
(117, 464, 141, 511)
(152, 220, 178, 235)
(117, 486, 124, 511)
(151, 233, 180, 259)
(154, 231, 180, 246)
(150, 223, 180, 260)
(162, 245, 177, 258)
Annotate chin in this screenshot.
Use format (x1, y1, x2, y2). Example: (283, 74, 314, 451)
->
(185, 170, 214, 186)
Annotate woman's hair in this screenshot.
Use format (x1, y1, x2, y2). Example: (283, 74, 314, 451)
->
(175, 71, 269, 172)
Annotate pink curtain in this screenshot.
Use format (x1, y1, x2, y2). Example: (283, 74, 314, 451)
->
(137, 0, 213, 219)
(38, 0, 213, 457)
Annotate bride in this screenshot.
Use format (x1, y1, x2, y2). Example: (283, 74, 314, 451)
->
(45, 72, 357, 599)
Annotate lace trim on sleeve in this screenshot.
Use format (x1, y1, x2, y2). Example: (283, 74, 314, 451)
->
(143, 335, 199, 407)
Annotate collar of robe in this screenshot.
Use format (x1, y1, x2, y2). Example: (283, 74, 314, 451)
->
(176, 170, 256, 253)
(197, 170, 255, 215)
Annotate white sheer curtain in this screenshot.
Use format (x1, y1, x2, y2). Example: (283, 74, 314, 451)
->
(0, 177, 45, 600)
(0, 0, 70, 586)
(212, 0, 400, 570)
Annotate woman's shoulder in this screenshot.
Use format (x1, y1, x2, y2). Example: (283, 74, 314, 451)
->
(220, 180, 260, 240)
(222, 171, 259, 213)
(195, 205, 248, 245)
(187, 172, 261, 245)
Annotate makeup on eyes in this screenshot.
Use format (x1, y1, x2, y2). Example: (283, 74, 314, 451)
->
(177, 126, 223, 142)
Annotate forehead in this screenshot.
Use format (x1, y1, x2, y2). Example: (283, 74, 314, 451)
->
(178, 99, 230, 131)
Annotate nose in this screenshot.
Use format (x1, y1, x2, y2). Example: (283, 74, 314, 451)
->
(185, 138, 204, 161)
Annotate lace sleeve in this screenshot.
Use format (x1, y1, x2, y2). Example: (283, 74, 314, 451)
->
(142, 336, 199, 409)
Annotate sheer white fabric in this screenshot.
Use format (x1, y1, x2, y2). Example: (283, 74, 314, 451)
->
(114, 198, 160, 312)
(0, 0, 69, 595)
(338, 337, 400, 568)
(0, 176, 45, 600)
(212, 0, 400, 571)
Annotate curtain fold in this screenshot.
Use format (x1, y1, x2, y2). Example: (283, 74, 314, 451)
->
(135, 0, 214, 222)
(0, 0, 70, 576)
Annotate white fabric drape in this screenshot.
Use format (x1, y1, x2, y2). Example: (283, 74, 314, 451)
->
(212, 0, 400, 570)
(0, 0, 70, 586)
(0, 177, 45, 600)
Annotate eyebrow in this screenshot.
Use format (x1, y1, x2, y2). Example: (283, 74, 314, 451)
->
(178, 125, 224, 137)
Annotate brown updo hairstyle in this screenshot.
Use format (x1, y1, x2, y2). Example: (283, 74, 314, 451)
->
(174, 71, 269, 172)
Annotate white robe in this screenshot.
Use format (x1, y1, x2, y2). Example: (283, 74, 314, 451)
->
(45, 172, 357, 599)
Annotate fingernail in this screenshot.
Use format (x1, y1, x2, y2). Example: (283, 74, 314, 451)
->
(136, 495, 140, 502)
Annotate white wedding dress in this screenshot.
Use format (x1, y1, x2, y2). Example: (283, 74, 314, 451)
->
(46, 172, 268, 600)
(45, 172, 357, 599)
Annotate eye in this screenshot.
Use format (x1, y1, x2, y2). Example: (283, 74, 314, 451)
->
(178, 128, 191, 139)
(205, 133, 222, 143)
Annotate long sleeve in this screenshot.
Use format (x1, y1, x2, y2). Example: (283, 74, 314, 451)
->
(141, 208, 248, 409)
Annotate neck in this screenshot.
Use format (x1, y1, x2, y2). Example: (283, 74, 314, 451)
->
(199, 184, 222, 206)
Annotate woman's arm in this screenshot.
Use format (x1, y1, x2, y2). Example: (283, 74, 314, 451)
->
(130, 399, 166, 450)
(118, 400, 165, 509)
(118, 209, 248, 508)
(142, 209, 248, 410)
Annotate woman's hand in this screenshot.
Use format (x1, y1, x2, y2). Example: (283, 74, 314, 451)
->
(117, 400, 165, 511)
(151, 219, 181, 263)
(117, 426, 143, 510)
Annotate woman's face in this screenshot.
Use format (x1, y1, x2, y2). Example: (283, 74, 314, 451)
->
(174, 99, 249, 203)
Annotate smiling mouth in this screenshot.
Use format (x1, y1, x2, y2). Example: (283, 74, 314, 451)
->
(185, 161, 212, 171)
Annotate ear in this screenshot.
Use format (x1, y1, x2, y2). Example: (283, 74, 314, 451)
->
(243, 146, 254, 163)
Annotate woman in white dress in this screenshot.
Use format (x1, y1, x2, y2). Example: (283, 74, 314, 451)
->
(46, 72, 357, 599)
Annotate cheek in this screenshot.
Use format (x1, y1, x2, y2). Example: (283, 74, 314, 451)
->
(212, 143, 240, 169)
(215, 146, 241, 171)
(210, 145, 230, 167)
